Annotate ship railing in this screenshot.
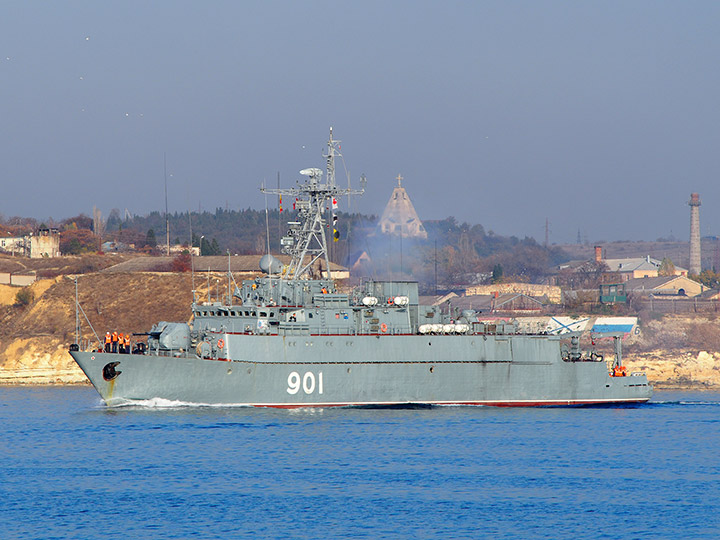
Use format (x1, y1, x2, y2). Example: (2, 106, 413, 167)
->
(389, 326, 412, 335)
(278, 323, 311, 336)
(312, 327, 359, 336)
(153, 347, 192, 358)
(80, 338, 99, 352)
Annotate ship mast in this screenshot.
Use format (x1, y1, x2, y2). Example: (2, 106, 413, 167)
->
(261, 128, 365, 280)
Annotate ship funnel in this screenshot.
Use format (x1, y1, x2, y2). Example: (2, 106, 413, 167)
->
(259, 254, 283, 275)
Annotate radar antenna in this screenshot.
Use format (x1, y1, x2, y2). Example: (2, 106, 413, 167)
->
(261, 128, 365, 280)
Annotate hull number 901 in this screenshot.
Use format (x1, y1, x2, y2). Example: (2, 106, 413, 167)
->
(287, 371, 324, 395)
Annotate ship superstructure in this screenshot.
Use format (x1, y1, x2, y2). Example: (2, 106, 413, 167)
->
(69, 130, 652, 407)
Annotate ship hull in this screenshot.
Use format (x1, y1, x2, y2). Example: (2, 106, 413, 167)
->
(70, 334, 652, 407)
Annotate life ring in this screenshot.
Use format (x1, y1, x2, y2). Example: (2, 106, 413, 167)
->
(217, 339, 225, 348)
(380, 323, 388, 334)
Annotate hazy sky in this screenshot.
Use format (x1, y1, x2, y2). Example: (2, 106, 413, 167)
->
(2, 1, 720, 244)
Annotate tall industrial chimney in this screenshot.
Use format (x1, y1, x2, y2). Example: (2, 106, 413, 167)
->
(689, 193, 701, 275)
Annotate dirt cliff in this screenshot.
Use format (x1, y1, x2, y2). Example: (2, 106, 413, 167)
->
(0, 273, 199, 384)
(622, 314, 720, 389)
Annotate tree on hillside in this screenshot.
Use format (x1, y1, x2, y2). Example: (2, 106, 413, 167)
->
(61, 214, 93, 231)
(491, 264, 503, 284)
(145, 229, 157, 248)
(5, 216, 38, 230)
(15, 288, 34, 306)
(658, 258, 676, 276)
(200, 237, 221, 256)
(171, 251, 192, 272)
(106, 208, 123, 231)
(695, 269, 720, 288)
(555, 260, 610, 289)
(60, 229, 97, 255)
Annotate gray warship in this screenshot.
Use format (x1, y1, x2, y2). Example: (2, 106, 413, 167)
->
(69, 129, 652, 407)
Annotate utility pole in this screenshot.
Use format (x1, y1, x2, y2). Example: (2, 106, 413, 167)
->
(277, 171, 281, 249)
(164, 153, 170, 256)
(74, 277, 79, 346)
(434, 239, 438, 295)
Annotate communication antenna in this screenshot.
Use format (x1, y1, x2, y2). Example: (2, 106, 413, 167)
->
(189, 209, 196, 304)
(277, 171, 282, 245)
(206, 266, 211, 303)
(164, 153, 170, 256)
(227, 250, 231, 305)
(263, 180, 271, 256)
(434, 239, 438, 295)
(262, 128, 365, 280)
(347, 170, 351, 209)
(74, 277, 79, 346)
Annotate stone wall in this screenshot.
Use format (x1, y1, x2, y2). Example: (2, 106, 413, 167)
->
(465, 283, 563, 303)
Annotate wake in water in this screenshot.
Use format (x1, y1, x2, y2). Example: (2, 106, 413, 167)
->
(103, 398, 329, 413)
(101, 397, 254, 409)
(94, 392, 720, 410)
(649, 399, 720, 407)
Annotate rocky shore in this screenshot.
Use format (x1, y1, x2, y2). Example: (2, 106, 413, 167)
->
(624, 351, 720, 390)
(0, 336, 87, 385)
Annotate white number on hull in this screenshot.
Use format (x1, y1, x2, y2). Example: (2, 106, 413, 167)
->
(287, 371, 324, 395)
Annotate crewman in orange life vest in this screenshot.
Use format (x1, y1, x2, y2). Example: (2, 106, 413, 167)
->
(104, 332, 111, 353)
(111, 331, 118, 353)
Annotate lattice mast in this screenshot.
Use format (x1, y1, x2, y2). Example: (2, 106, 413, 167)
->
(261, 128, 365, 280)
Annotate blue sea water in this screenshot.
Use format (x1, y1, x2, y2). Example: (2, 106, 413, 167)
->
(1, 387, 719, 540)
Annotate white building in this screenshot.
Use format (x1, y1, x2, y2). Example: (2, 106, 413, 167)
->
(377, 175, 427, 239)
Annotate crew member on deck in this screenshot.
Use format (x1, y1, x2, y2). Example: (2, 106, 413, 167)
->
(111, 331, 118, 353)
(118, 333, 124, 354)
(104, 332, 111, 353)
(124, 334, 131, 354)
